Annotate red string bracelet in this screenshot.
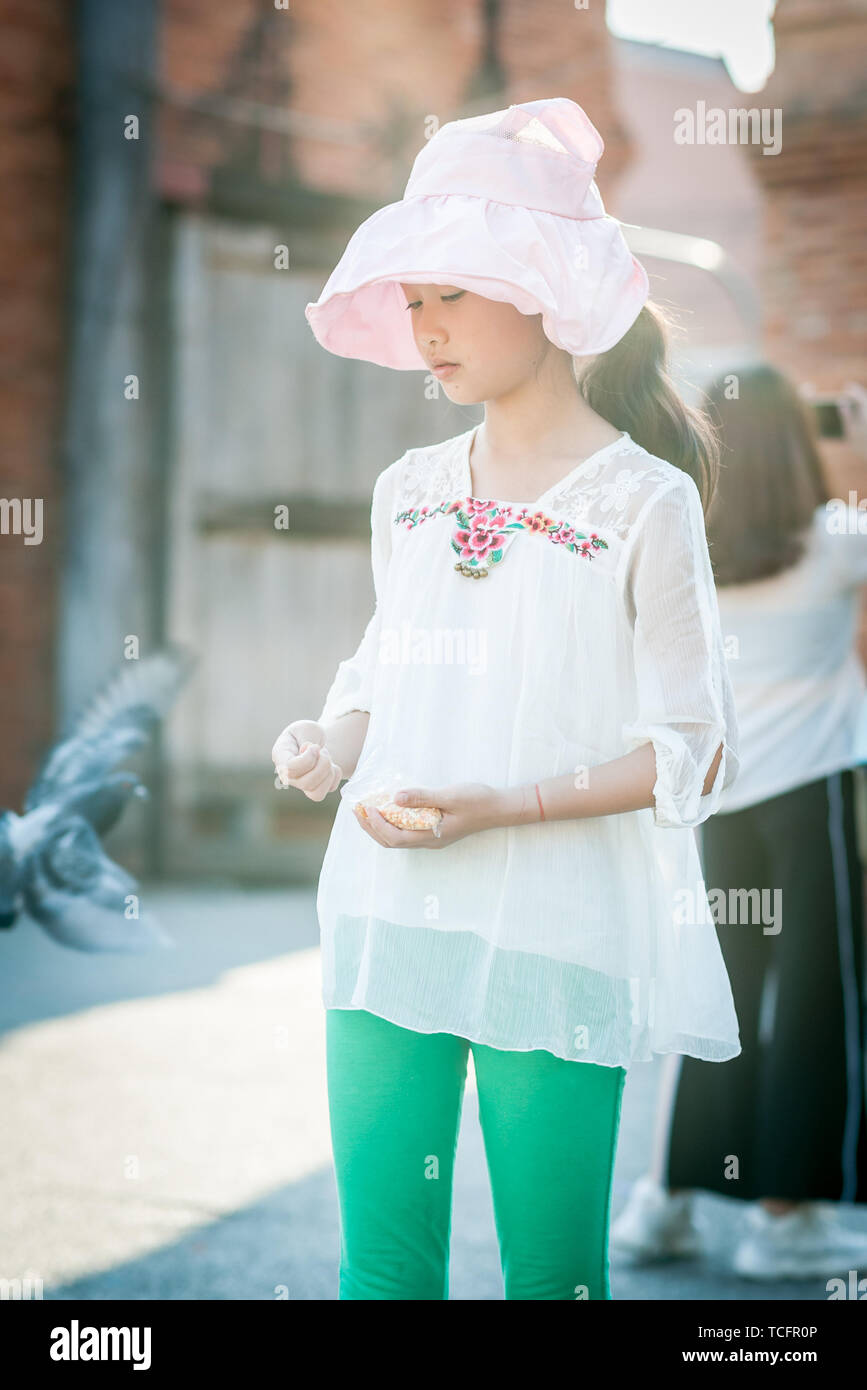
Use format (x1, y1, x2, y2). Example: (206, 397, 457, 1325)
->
(535, 783, 545, 821)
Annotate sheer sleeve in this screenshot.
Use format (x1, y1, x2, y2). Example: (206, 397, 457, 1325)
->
(618, 474, 740, 829)
(316, 455, 403, 726)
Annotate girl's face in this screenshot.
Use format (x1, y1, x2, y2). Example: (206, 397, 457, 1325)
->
(399, 283, 550, 402)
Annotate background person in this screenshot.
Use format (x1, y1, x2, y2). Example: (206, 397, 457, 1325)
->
(612, 369, 867, 1281)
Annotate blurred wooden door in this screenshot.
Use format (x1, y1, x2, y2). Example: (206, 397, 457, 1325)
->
(162, 211, 462, 881)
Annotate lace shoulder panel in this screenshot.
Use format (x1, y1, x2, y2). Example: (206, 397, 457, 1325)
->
(546, 439, 683, 538)
(394, 433, 467, 515)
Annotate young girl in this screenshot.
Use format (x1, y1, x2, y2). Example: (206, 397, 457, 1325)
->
(271, 98, 741, 1300)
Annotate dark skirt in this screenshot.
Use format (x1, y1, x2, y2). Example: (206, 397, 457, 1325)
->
(664, 767, 867, 1203)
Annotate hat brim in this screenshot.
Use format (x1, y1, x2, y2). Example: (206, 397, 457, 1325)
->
(305, 193, 649, 370)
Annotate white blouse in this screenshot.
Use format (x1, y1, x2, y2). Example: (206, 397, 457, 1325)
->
(713, 503, 867, 815)
(315, 426, 742, 1069)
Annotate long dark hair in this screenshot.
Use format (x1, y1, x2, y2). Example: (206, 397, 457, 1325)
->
(574, 300, 721, 514)
(699, 363, 830, 586)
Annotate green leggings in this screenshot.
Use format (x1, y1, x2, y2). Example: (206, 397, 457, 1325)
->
(325, 1007, 627, 1300)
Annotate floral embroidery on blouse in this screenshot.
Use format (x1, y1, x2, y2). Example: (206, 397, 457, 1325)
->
(394, 497, 608, 578)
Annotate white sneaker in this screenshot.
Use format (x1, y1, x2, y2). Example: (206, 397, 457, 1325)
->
(732, 1202, 867, 1281)
(610, 1175, 703, 1264)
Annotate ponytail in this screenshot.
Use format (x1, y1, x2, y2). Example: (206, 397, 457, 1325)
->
(573, 301, 721, 515)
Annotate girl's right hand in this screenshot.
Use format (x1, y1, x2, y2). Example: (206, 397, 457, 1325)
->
(271, 720, 342, 800)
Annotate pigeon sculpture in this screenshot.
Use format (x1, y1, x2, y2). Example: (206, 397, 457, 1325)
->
(0, 646, 195, 952)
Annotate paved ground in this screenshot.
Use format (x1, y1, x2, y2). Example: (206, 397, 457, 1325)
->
(2, 885, 864, 1301)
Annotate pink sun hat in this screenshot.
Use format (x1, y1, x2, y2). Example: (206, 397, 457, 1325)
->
(304, 97, 649, 369)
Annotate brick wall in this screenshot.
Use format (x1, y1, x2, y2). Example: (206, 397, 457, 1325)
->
(745, 0, 867, 657)
(745, 0, 867, 465)
(0, 0, 72, 810)
(157, 0, 630, 205)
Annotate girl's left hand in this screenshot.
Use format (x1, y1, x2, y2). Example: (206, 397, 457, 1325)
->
(352, 783, 503, 849)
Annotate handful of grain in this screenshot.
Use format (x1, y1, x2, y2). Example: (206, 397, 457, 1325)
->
(355, 793, 442, 832)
